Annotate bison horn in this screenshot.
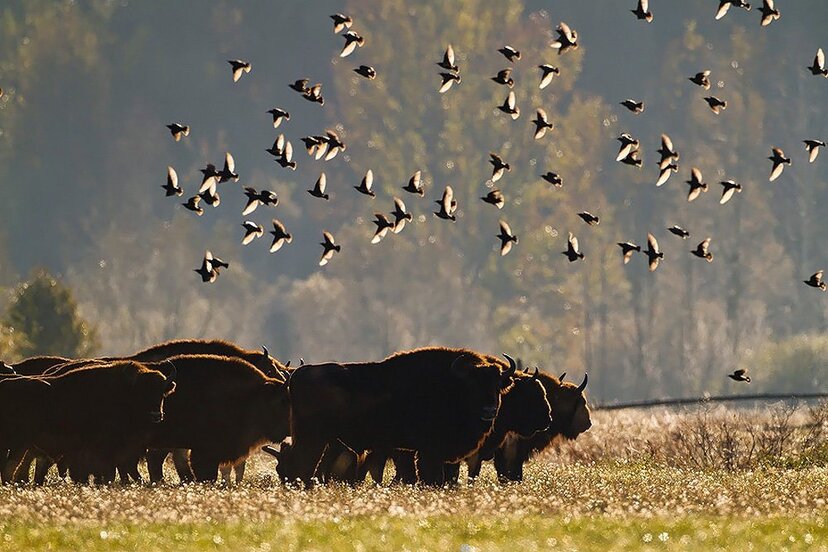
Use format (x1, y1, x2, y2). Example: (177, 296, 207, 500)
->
(532, 367, 539, 379)
(299, 357, 305, 366)
(558, 372, 567, 381)
(502, 353, 517, 377)
(164, 359, 177, 382)
(262, 345, 270, 357)
(577, 372, 588, 392)
(261, 445, 280, 459)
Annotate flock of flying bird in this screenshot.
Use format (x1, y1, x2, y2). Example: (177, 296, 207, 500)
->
(159, 3, 825, 377)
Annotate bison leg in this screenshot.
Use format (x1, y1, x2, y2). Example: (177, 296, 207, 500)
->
(466, 453, 483, 483)
(189, 450, 220, 483)
(415, 454, 446, 486)
(233, 460, 246, 484)
(391, 450, 417, 484)
(444, 462, 461, 485)
(361, 452, 387, 485)
(289, 439, 328, 486)
(33, 454, 56, 485)
(12, 450, 34, 484)
(493, 446, 523, 483)
(2, 448, 28, 484)
(172, 449, 195, 483)
(146, 449, 169, 483)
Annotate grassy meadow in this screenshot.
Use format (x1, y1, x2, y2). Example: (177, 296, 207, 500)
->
(2, 406, 827, 551)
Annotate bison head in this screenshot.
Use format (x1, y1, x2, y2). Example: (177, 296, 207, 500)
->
(250, 379, 291, 443)
(499, 368, 551, 438)
(545, 373, 591, 439)
(451, 352, 517, 423)
(131, 363, 177, 424)
(255, 345, 291, 382)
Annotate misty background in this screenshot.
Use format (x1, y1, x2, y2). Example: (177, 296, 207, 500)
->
(1, 0, 827, 403)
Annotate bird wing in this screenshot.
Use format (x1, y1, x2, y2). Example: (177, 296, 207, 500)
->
(818, 48, 826, 70)
(769, 161, 784, 182)
(500, 240, 513, 256)
(616, 143, 633, 162)
(733, 368, 746, 377)
(323, 231, 335, 246)
(167, 166, 178, 188)
(394, 197, 407, 214)
(536, 108, 548, 124)
(363, 169, 374, 191)
(441, 186, 454, 211)
(691, 167, 703, 184)
(232, 66, 244, 82)
(242, 229, 258, 246)
(648, 233, 659, 254)
(224, 152, 235, 174)
(810, 144, 821, 163)
(506, 90, 516, 110)
(640, 0, 649, 12)
(765, 0, 774, 9)
(539, 70, 554, 89)
(568, 232, 579, 253)
(242, 198, 259, 216)
(284, 141, 294, 162)
(656, 168, 672, 187)
(199, 175, 218, 195)
(699, 238, 711, 253)
(439, 75, 455, 93)
(559, 22, 575, 42)
(410, 170, 422, 190)
(715, 1, 731, 20)
(661, 133, 674, 153)
(317, 173, 327, 194)
(720, 186, 736, 205)
(276, 134, 285, 154)
(340, 39, 358, 58)
(499, 220, 512, 237)
(270, 236, 285, 253)
(319, 250, 333, 266)
(687, 186, 702, 202)
(445, 44, 455, 67)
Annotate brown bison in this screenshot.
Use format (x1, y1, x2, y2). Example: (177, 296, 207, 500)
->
(142, 354, 290, 482)
(0, 362, 176, 484)
(493, 372, 591, 482)
(278, 347, 518, 486)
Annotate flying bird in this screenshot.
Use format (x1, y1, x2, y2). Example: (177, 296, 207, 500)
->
(538, 64, 560, 89)
(498, 90, 520, 119)
(391, 197, 413, 233)
(491, 68, 514, 88)
(402, 170, 425, 196)
(340, 30, 365, 58)
(198, 163, 220, 195)
(354, 65, 377, 79)
(541, 172, 563, 188)
(182, 196, 203, 216)
(266, 134, 286, 158)
(303, 83, 325, 105)
(218, 151, 239, 183)
(686, 167, 708, 202)
(481, 189, 505, 209)
(804, 139, 825, 163)
(577, 212, 600, 226)
(242, 187, 278, 216)
(691, 238, 714, 262)
(322, 130, 346, 161)
(532, 108, 554, 140)
(434, 186, 457, 221)
(330, 13, 353, 34)
(804, 271, 827, 291)
(562, 232, 584, 262)
(689, 71, 712, 90)
(497, 220, 518, 256)
(631, 0, 653, 22)
(550, 22, 578, 55)
(308, 173, 330, 200)
(620, 99, 645, 114)
(489, 153, 511, 182)
(498, 46, 521, 63)
(437, 44, 459, 72)
(241, 221, 264, 246)
(371, 213, 395, 244)
(195, 251, 227, 283)
(668, 225, 690, 239)
(319, 231, 341, 266)
(719, 180, 742, 204)
(716, 0, 752, 21)
(704, 96, 727, 114)
(354, 169, 376, 198)
(269, 219, 292, 253)
(438, 72, 461, 93)
(759, 0, 780, 26)
(275, 140, 296, 170)
(166, 123, 190, 142)
(644, 233, 663, 271)
(228, 59, 251, 83)
(618, 242, 641, 264)
(616, 133, 640, 162)
(267, 108, 290, 129)
(768, 147, 791, 181)
(728, 368, 751, 383)
(807, 48, 828, 77)
(162, 166, 183, 197)
(289, 79, 310, 94)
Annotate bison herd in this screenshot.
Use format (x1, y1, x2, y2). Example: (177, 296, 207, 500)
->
(0, 340, 591, 486)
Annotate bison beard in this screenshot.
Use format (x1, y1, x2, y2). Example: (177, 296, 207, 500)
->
(0, 362, 175, 484)
(143, 354, 290, 483)
(279, 347, 517, 486)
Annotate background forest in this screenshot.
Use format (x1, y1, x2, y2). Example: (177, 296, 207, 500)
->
(1, 0, 827, 402)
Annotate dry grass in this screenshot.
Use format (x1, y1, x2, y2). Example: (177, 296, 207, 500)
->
(0, 405, 826, 550)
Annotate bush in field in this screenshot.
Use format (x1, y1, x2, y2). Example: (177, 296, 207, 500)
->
(741, 334, 828, 393)
(4, 269, 98, 358)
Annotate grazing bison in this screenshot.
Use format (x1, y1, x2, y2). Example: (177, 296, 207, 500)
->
(494, 372, 591, 482)
(279, 347, 517, 486)
(143, 354, 290, 482)
(0, 362, 176, 484)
